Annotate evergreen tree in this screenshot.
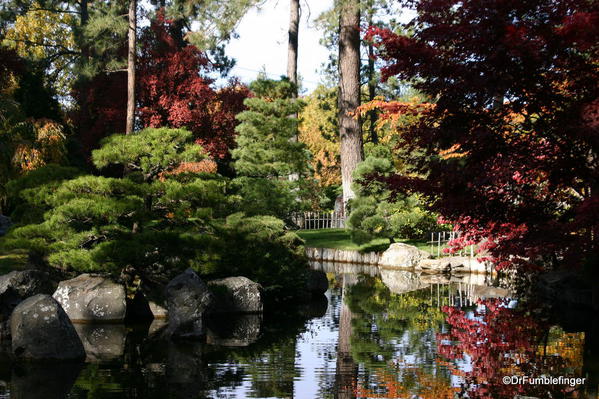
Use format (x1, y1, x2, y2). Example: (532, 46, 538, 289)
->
(231, 78, 313, 219)
(347, 146, 441, 244)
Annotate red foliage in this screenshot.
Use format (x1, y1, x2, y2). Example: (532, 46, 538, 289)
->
(137, 12, 250, 161)
(71, 72, 128, 158)
(366, 0, 599, 271)
(72, 12, 249, 163)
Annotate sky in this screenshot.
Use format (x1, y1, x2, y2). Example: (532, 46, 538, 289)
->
(224, 0, 334, 93)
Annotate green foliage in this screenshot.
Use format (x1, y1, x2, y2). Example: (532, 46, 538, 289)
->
(231, 177, 298, 219)
(232, 81, 308, 178)
(231, 78, 314, 219)
(205, 213, 308, 302)
(2, 128, 221, 275)
(92, 127, 205, 179)
(347, 146, 442, 243)
(2, 127, 310, 299)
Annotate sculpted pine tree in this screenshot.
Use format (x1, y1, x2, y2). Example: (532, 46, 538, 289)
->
(3, 128, 227, 276)
(338, 0, 363, 207)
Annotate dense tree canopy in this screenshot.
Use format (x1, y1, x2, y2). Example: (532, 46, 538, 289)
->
(367, 0, 599, 270)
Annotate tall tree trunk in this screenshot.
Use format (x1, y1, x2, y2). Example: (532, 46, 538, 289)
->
(287, 0, 300, 93)
(338, 0, 363, 209)
(366, 8, 378, 144)
(126, 0, 137, 135)
(287, 0, 300, 183)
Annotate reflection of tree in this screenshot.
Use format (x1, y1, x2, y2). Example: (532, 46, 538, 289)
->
(345, 276, 453, 398)
(243, 336, 300, 398)
(438, 299, 584, 399)
(335, 274, 358, 399)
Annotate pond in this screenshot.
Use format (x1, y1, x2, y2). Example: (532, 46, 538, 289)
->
(0, 263, 597, 399)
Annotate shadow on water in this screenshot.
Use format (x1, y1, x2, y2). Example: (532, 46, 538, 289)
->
(0, 263, 597, 398)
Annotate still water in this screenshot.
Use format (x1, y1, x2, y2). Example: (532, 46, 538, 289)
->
(1, 263, 597, 399)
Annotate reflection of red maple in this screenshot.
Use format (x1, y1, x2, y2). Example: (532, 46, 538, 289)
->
(364, 0, 599, 271)
(438, 299, 579, 398)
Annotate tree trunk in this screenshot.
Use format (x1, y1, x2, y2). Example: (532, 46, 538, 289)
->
(126, 0, 137, 135)
(287, 0, 301, 182)
(366, 8, 378, 144)
(338, 0, 363, 209)
(287, 0, 300, 93)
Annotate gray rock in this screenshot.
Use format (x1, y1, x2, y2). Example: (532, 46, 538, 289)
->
(10, 294, 85, 361)
(74, 324, 127, 362)
(53, 274, 126, 322)
(378, 243, 431, 269)
(306, 270, 329, 295)
(0, 270, 54, 340)
(165, 269, 213, 340)
(208, 276, 263, 314)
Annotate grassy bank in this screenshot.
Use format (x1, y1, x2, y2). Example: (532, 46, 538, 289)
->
(297, 228, 434, 254)
(0, 251, 28, 274)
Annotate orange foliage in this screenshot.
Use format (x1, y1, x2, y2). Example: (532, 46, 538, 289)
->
(12, 118, 66, 172)
(159, 159, 218, 180)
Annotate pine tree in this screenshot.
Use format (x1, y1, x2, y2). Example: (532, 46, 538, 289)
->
(231, 78, 312, 218)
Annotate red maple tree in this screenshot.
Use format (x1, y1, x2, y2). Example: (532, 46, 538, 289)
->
(73, 12, 249, 164)
(137, 12, 249, 162)
(365, 0, 599, 270)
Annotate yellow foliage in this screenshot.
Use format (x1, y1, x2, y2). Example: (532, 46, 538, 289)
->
(3, 3, 76, 97)
(298, 86, 341, 187)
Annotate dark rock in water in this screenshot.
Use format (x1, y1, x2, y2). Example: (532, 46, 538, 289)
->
(10, 361, 83, 399)
(306, 270, 329, 296)
(208, 276, 263, 314)
(0, 270, 54, 341)
(164, 269, 213, 340)
(0, 215, 10, 236)
(10, 294, 85, 361)
(206, 314, 262, 347)
(53, 274, 127, 322)
(74, 323, 127, 362)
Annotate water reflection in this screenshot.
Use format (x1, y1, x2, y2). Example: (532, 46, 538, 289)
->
(0, 264, 596, 398)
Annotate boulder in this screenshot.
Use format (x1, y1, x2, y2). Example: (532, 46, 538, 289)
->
(74, 324, 127, 362)
(416, 258, 452, 273)
(10, 294, 85, 361)
(53, 274, 126, 322)
(305, 270, 329, 296)
(0, 270, 54, 340)
(164, 269, 213, 340)
(208, 276, 263, 314)
(378, 243, 431, 269)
